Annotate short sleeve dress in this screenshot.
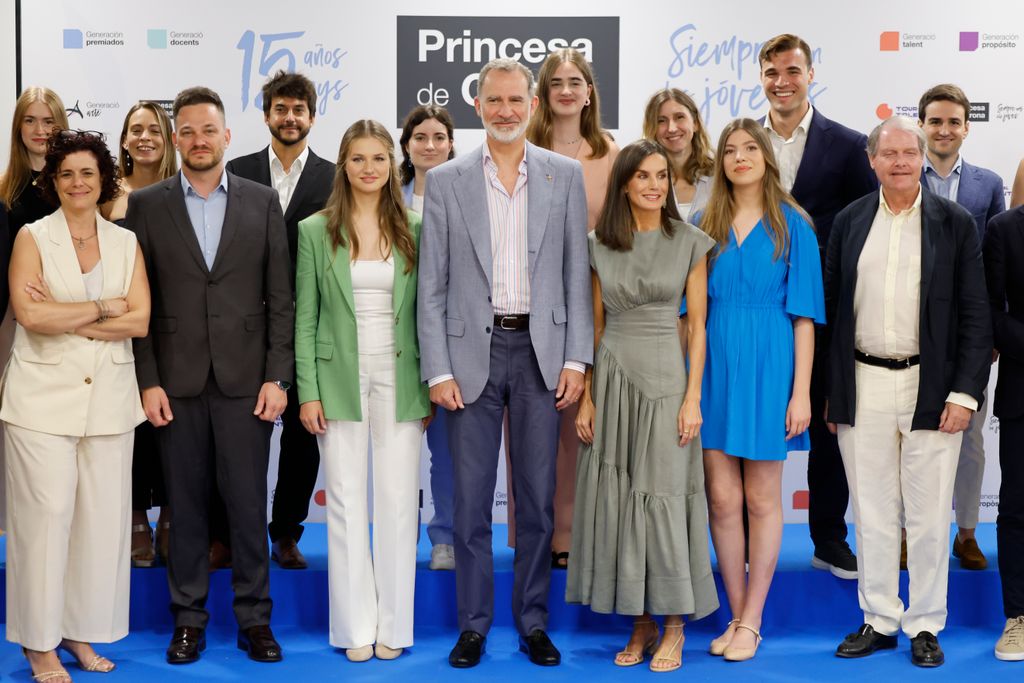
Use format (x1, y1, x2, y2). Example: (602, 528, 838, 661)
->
(566, 220, 719, 618)
(700, 204, 826, 460)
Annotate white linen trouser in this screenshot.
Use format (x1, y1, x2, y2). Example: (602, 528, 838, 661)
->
(4, 423, 133, 651)
(953, 388, 986, 529)
(318, 350, 422, 649)
(837, 362, 961, 637)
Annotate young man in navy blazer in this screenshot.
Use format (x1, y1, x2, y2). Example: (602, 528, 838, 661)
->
(758, 33, 878, 579)
(918, 83, 1005, 572)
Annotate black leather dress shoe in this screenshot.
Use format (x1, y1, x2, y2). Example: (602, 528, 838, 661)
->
(449, 631, 485, 668)
(519, 629, 561, 666)
(910, 631, 944, 667)
(166, 626, 206, 664)
(237, 624, 283, 662)
(836, 624, 898, 658)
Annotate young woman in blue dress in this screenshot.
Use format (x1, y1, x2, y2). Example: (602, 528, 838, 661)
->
(698, 118, 825, 661)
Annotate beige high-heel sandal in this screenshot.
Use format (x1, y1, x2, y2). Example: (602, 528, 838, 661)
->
(650, 623, 685, 673)
(58, 641, 115, 673)
(131, 524, 156, 568)
(613, 619, 660, 667)
(709, 618, 740, 656)
(723, 623, 762, 662)
(22, 647, 72, 683)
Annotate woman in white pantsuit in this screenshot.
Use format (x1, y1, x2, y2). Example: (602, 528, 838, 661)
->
(295, 120, 430, 663)
(1, 130, 149, 682)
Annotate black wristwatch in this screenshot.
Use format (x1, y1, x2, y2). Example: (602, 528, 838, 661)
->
(272, 380, 292, 392)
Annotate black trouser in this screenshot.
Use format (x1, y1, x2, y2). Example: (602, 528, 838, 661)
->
(132, 422, 167, 511)
(807, 333, 851, 549)
(210, 385, 320, 545)
(999, 415, 1024, 617)
(160, 374, 273, 629)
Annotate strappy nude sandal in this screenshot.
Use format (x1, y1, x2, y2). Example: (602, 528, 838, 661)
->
(650, 623, 685, 673)
(131, 523, 156, 568)
(22, 647, 72, 683)
(709, 618, 740, 655)
(723, 623, 762, 662)
(58, 641, 115, 673)
(613, 619, 659, 666)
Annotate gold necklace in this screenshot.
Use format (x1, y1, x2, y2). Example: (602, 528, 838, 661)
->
(72, 233, 97, 250)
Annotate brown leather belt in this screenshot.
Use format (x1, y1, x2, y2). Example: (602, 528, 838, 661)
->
(494, 314, 530, 331)
(855, 350, 920, 370)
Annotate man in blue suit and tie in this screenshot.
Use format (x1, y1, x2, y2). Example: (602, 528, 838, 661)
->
(758, 34, 878, 579)
(418, 58, 593, 668)
(918, 83, 1005, 571)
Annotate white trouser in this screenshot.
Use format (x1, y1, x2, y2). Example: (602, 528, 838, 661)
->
(953, 388, 986, 529)
(319, 350, 423, 649)
(837, 362, 961, 637)
(4, 423, 133, 651)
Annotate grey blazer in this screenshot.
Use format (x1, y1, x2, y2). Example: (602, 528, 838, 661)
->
(417, 142, 593, 404)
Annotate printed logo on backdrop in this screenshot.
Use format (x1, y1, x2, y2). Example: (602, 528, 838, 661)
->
(147, 29, 204, 49)
(879, 31, 936, 51)
(235, 31, 350, 115)
(662, 24, 827, 126)
(960, 32, 1019, 51)
(60, 97, 121, 120)
(875, 102, 916, 120)
(63, 28, 125, 49)
(395, 16, 620, 129)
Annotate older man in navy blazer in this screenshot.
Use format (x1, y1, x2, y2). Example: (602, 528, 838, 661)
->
(418, 58, 592, 668)
(917, 83, 1005, 571)
(758, 33, 878, 579)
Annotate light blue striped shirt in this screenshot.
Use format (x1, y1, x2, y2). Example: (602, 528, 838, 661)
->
(923, 154, 962, 202)
(180, 170, 228, 270)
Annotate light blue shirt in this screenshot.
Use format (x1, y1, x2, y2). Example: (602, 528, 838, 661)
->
(180, 170, 228, 270)
(923, 154, 962, 202)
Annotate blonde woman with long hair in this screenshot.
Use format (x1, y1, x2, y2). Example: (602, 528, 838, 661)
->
(294, 120, 430, 662)
(698, 118, 824, 661)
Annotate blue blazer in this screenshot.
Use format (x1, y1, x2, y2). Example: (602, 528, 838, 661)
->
(921, 160, 1005, 241)
(764, 109, 878, 255)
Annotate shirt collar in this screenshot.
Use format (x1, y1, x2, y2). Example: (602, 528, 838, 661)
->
(483, 139, 528, 175)
(180, 168, 228, 198)
(764, 104, 814, 140)
(923, 153, 962, 179)
(269, 144, 309, 175)
(879, 182, 923, 216)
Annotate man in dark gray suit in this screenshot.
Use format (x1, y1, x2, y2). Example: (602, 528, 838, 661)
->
(126, 86, 293, 665)
(418, 58, 593, 668)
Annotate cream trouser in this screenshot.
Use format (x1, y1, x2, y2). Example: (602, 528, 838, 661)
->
(318, 350, 423, 649)
(4, 423, 134, 651)
(953, 388, 986, 529)
(837, 362, 961, 637)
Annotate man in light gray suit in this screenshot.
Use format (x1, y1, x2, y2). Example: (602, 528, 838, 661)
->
(417, 58, 592, 668)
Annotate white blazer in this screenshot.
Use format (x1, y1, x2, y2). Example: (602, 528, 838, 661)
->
(0, 209, 145, 436)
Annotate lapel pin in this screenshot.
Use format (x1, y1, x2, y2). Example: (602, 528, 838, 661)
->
(546, 174, 552, 181)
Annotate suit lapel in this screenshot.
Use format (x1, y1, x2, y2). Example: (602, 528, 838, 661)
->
(164, 178, 210, 274)
(920, 190, 940, 316)
(211, 175, 242, 274)
(452, 148, 492, 288)
(392, 245, 409, 318)
(327, 232, 355, 314)
(284, 150, 322, 224)
(253, 146, 273, 186)
(526, 143, 553, 278)
(791, 110, 830, 199)
(44, 210, 89, 302)
(844, 194, 876, 298)
(954, 162, 975, 206)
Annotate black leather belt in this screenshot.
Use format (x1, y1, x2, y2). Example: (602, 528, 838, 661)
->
(494, 314, 529, 331)
(855, 350, 920, 370)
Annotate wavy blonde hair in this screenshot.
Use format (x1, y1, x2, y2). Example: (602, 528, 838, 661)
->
(641, 88, 714, 184)
(0, 86, 68, 208)
(700, 118, 811, 261)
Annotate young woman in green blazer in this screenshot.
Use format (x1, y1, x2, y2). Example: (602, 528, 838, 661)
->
(294, 120, 430, 663)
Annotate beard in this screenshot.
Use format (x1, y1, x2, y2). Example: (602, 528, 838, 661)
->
(182, 147, 224, 172)
(484, 118, 528, 144)
(270, 123, 310, 147)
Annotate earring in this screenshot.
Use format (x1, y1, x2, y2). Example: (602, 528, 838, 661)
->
(584, 98, 591, 107)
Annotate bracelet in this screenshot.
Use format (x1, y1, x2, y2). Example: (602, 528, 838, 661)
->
(94, 299, 108, 323)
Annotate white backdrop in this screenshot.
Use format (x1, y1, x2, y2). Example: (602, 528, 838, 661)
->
(9, 0, 1019, 523)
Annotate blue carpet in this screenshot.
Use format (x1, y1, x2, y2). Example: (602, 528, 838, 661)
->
(0, 524, 1015, 681)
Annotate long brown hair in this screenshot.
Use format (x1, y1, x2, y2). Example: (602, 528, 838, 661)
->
(641, 88, 714, 185)
(398, 105, 455, 186)
(594, 140, 682, 252)
(118, 101, 178, 180)
(0, 86, 69, 208)
(526, 48, 610, 159)
(321, 120, 416, 273)
(700, 118, 810, 261)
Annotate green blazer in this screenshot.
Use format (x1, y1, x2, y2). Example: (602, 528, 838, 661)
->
(295, 210, 430, 422)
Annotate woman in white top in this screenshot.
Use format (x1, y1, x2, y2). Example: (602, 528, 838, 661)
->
(3, 130, 149, 682)
(399, 105, 455, 214)
(643, 89, 715, 223)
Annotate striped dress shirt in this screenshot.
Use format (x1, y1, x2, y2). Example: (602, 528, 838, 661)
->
(483, 142, 530, 315)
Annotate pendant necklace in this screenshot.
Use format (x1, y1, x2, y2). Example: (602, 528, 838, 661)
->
(73, 233, 97, 250)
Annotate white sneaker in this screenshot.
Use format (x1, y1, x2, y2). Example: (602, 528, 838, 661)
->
(996, 616, 1024, 661)
(430, 543, 455, 571)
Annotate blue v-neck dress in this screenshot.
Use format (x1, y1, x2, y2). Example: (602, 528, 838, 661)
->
(700, 204, 825, 460)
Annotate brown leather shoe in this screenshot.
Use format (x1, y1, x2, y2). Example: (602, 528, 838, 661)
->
(209, 539, 232, 571)
(953, 535, 988, 570)
(900, 538, 908, 571)
(271, 538, 308, 570)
